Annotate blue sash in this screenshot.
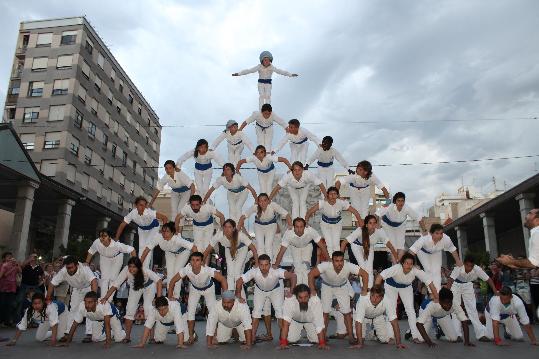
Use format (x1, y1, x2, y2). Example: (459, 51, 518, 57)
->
(54, 300, 66, 315)
(322, 215, 341, 224)
(385, 277, 410, 288)
(382, 214, 405, 228)
(172, 186, 190, 193)
(255, 215, 277, 226)
(321, 279, 348, 288)
(256, 122, 272, 130)
(421, 247, 433, 254)
(228, 186, 246, 193)
(350, 183, 369, 190)
(161, 321, 175, 326)
(144, 279, 154, 288)
(257, 162, 275, 173)
(256, 282, 280, 292)
(193, 216, 213, 227)
(258, 79, 272, 84)
(230, 140, 243, 146)
(195, 162, 212, 171)
(191, 278, 214, 291)
(168, 239, 194, 254)
(317, 160, 333, 168)
(292, 137, 308, 145)
(454, 278, 467, 284)
(139, 218, 159, 231)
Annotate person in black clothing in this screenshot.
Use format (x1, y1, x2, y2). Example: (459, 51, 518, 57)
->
(16, 254, 44, 321)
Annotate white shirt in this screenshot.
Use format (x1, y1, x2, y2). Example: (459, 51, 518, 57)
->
(180, 203, 217, 224)
(145, 300, 186, 334)
(319, 199, 350, 219)
(345, 228, 390, 270)
(244, 202, 288, 223)
(17, 302, 63, 330)
(178, 264, 216, 289)
(209, 231, 252, 251)
(417, 300, 467, 323)
(236, 63, 294, 80)
(156, 170, 193, 191)
(112, 266, 161, 289)
(282, 296, 325, 333)
(88, 239, 134, 259)
(274, 128, 320, 153)
(213, 174, 249, 192)
(529, 226, 539, 267)
(450, 265, 490, 283)
(241, 267, 286, 291)
(380, 263, 432, 286)
(377, 204, 419, 226)
(123, 208, 157, 227)
(354, 295, 396, 323)
(318, 261, 360, 287)
(339, 173, 384, 191)
(211, 130, 254, 151)
(245, 111, 287, 129)
(487, 295, 529, 324)
(281, 227, 322, 248)
(51, 264, 96, 289)
(176, 149, 224, 168)
(307, 147, 349, 169)
(145, 234, 194, 254)
(74, 302, 118, 323)
(278, 171, 322, 189)
(206, 300, 252, 335)
(409, 233, 457, 255)
(245, 154, 279, 171)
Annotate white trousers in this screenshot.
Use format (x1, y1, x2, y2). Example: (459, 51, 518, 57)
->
(154, 314, 188, 341)
(138, 227, 159, 269)
(255, 125, 274, 150)
(187, 284, 216, 321)
(330, 309, 347, 335)
(289, 143, 309, 165)
(257, 170, 275, 195)
(418, 312, 458, 341)
(290, 245, 313, 285)
(227, 189, 248, 221)
(384, 284, 421, 340)
(287, 185, 311, 219)
(485, 311, 524, 340)
(321, 283, 351, 314)
(164, 249, 192, 298)
(320, 222, 342, 256)
(193, 225, 214, 252)
(349, 245, 374, 288)
(357, 316, 394, 342)
(90, 316, 126, 342)
(287, 320, 318, 343)
(227, 142, 245, 165)
(252, 285, 284, 318)
(34, 311, 68, 341)
(99, 256, 125, 301)
(125, 284, 156, 321)
(349, 187, 371, 218)
(416, 250, 442, 291)
(257, 83, 272, 110)
(217, 322, 246, 342)
(317, 166, 335, 189)
(381, 222, 407, 250)
(254, 223, 277, 260)
(194, 168, 213, 198)
(68, 287, 92, 335)
(170, 191, 191, 220)
(225, 247, 249, 290)
(451, 282, 487, 339)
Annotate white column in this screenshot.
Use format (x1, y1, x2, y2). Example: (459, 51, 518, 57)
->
(96, 216, 111, 234)
(480, 212, 498, 259)
(53, 199, 76, 257)
(515, 193, 536, 256)
(9, 181, 39, 261)
(455, 226, 468, 256)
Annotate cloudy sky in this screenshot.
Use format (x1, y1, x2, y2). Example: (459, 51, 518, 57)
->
(1, 0, 538, 215)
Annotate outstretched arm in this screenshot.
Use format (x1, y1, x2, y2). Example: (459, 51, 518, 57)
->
(304, 203, 320, 224)
(269, 184, 282, 200)
(114, 222, 128, 241)
(203, 186, 216, 204)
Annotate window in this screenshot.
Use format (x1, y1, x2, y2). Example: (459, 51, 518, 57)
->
(102, 133, 109, 147)
(106, 89, 113, 105)
(104, 164, 113, 180)
(20, 134, 35, 150)
(77, 85, 87, 103)
(126, 113, 132, 125)
(41, 160, 57, 176)
(66, 164, 76, 182)
(132, 160, 137, 174)
(28, 81, 44, 97)
(137, 107, 142, 115)
(96, 182, 103, 198)
(77, 172, 89, 190)
(94, 76, 101, 92)
(84, 147, 92, 164)
(31, 57, 48, 71)
(97, 53, 105, 68)
(85, 39, 93, 54)
(48, 105, 65, 121)
(81, 61, 91, 79)
(122, 151, 127, 166)
(103, 111, 111, 127)
(74, 111, 83, 129)
(52, 79, 69, 95)
(110, 120, 118, 134)
(69, 136, 80, 156)
(111, 143, 117, 157)
(36, 33, 53, 47)
(119, 82, 124, 93)
(56, 55, 73, 69)
(44, 132, 62, 149)
(9, 81, 20, 95)
(118, 195, 123, 206)
(135, 122, 140, 134)
(88, 98, 97, 116)
(128, 94, 133, 104)
(23, 107, 40, 123)
(60, 30, 77, 45)
(88, 122, 96, 138)
(110, 69, 115, 83)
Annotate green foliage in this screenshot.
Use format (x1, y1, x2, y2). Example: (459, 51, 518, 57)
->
(58, 237, 94, 262)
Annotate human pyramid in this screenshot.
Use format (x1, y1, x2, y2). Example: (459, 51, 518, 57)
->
(7, 51, 538, 351)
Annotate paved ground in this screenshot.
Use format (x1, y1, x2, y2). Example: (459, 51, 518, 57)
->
(1, 321, 539, 359)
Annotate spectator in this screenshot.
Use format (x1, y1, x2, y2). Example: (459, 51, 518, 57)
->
(0, 252, 21, 327)
(51, 258, 68, 303)
(530, 267, 539, 321)
(16, 254, 44, 318)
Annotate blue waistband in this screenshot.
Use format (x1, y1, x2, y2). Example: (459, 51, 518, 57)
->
(258, 79, 272, 84)
(499, 313, 511, 320)
(144, 279, 154, 288)
(256, 122, 272, 130)
(172, 186, 190, 193)
(385, 277, 410, 288)
(317, 160, 333, 168)
(292, 319, 310, 324)
(382, 214, 405, 228)
(350, 183, 369, 190)
(168, 239, 193, 254)
(161, 321, 175, 326)
(256, 282, 280, 292)
(139, 218, 159, 231)
(321, 279, 348, 288)
(195, 162, 212, 171)
(322, 215, 341, 224)
(257, 162, 275, 173)
(292, 137, 308, 145)
(454, 278, 468, 284)
(255, 215, 277, 226)
(54, 300, 66, 315)
(421, 247, 432, 254)
(228, 186, 246, 193)
(420, 298, 432, 310)
(230, 140, 243, 146)
(193, 216, 213, 227)
(191, 278, 214, 291)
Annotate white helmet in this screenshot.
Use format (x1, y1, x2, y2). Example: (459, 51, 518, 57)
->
(259, 51, 273, 64)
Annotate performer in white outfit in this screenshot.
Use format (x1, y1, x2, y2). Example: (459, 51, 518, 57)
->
(306, 187, 362, 255)
(239, 104, 287, 149)
(497, 208, 539, 269)
(274, 218, 330, 284)
(175, 195, 225, 256)
(203, 163, 257, 221)
(273, 119, 320, 164)
(237, 144, 291, 194)
(232, 51, 298, 109)
(64, 291, 125, 348)
(279, 284, 328, 349)
(350, 285, 406, 349)
(8, 293, 67, 346)
(270, 161, 326, 219)
(236, 254, 297, 343)
(374, 253, 438, 343)
(308, 251, 369, 342)
(211, 120, 254, 165)
(46, 256, 97, 338)
(485, 286, 538, 345)
(376, 192, 425, 257)
(176, 139, 224, 198)
(446, 254, 499, 341)
(408, 223, 463, 292)
(203, 219, 258, 291)
(341, 215, 398, 287)
(101, 257, 163, 343)
(133, 296, 188, 348)
(85, 228, 135, 301)
(416, 288, 473, 346)
(238, 193, 292, 260)
(168, 252, 228, 344)
(206, 291, 253, 349)
(149, 160, 195, 220)
(305, 136, 350, 188)
(140, 222, 197, 298)
(336, 160, 389, 218)
(115, 196, 168, 268)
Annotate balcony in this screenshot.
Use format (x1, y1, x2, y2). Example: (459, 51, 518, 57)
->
(6, 94, 19, 105)
(15, 46, 27, 57)
(11, 68, 23, 79)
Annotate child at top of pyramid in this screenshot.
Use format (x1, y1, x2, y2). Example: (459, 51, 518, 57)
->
(232, 51, 298, 109)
